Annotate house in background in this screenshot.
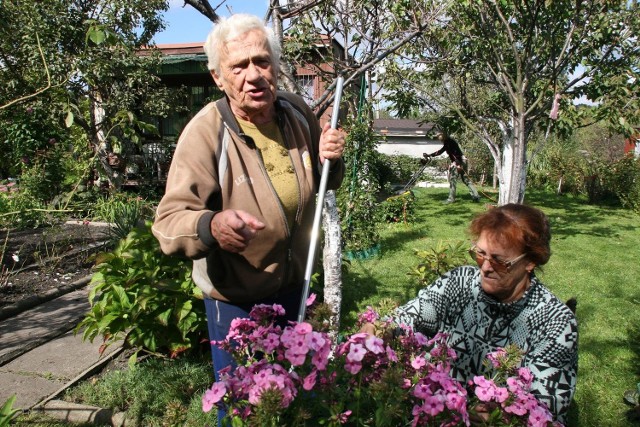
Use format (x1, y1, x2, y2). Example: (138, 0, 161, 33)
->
(623, 130, 639, 158)
(373, 119, 439, 158)
(130, 39, 349, 185)
(151, 37, 348, 143)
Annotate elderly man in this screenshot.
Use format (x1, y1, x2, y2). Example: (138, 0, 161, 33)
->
(152, 12, 346, 402)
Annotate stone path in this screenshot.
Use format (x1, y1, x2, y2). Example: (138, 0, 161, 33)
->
(0, 285, 122, 423)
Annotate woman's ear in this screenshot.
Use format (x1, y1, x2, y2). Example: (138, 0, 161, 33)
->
(525, 261, 536, 273)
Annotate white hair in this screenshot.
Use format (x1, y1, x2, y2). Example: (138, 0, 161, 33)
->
(203, 14, 281, 75)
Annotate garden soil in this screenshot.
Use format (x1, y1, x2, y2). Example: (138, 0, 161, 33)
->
(0, 221, 111, 309)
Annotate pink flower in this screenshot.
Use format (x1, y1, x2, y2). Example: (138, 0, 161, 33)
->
(294, 322, 313, 335)
(494, 386, 509, 403)
(303, 370, 317, 391)
(411, 355, 427, 370)
(487, 348, 507, 367)
(306, 293, 316, 306)
(345, 360, 362, 374)
(202, 382, 226, 412)
(528, 406, 553, 427)
(364, 334, 384, 354)
(358, 306, 378, 324)
(518, 367, 534, 386)
(504, 399, 528, 416)
(346, 343, 366, 363)
(337, 410, 352, 424)
(422, 394, 445, 416)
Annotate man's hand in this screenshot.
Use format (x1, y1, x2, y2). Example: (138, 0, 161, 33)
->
(210, 209, 265, 253)
(318, 122, 346, 163)
(420, 153, 431, 165)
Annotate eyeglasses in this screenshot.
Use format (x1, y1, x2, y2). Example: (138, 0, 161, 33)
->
(468, 246, 527, 274)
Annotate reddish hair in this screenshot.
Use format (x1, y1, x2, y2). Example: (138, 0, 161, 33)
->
(469, 204, 551, 266)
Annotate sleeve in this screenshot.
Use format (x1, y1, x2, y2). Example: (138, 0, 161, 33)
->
(525, 310, 579, 421)
(392, 271, 454, 336)
(431, 145, 446, 157)
(151, 114, 221, 259)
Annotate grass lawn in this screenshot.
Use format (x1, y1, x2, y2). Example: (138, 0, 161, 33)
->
(341, 186, 640, 426)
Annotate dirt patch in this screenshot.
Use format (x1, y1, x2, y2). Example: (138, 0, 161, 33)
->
(0, 222, 112, 308)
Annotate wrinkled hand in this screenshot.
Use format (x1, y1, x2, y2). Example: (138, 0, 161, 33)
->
(469, 403, 493, 425)
(360, 322, 377, 336)
(210, 209, 265, 253)
(318, 122, 346, 164)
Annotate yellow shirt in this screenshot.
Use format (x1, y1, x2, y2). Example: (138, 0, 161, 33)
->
(237, 118, 300, 229)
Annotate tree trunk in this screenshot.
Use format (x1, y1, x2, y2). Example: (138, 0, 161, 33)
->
(498, 115, 527, 205)
(322, 190, 342, 340)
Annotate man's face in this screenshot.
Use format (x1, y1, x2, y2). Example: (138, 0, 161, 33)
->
(211, 29, 278, 123)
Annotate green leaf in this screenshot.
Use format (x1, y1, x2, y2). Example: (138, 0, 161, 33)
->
(88, 28, 106, 45)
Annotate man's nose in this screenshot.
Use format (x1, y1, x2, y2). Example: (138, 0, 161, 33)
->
(246, 61, 262, 80)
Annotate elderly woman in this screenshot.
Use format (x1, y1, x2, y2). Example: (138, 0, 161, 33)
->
(392, 204, 578, 422)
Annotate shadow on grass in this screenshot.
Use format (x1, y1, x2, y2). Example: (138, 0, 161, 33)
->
(525, 191, 639, 240)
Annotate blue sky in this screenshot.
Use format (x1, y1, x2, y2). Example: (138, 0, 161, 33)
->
(153, 0, 270, 45)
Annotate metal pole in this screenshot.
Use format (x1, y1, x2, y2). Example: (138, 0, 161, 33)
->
(297, 75, 344, 323)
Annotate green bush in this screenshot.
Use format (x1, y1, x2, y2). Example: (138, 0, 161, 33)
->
(94, 193, 155, 244)
(76, 221, 207, 357)
(376, 153, 423, 186)
(608, 154, 640, 212)
(337, 119, 381, 253)
(380, 190, 416, 223)
(407, 240, 469, 291)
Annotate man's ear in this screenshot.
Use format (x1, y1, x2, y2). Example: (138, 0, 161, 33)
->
(211, 70, 224, 90)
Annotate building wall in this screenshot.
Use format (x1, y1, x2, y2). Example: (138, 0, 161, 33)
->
(376, 136, 442, 158)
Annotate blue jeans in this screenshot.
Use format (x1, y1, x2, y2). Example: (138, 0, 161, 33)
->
(203, 289, 303, 425)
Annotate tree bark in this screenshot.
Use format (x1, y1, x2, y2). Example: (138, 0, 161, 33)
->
(322, 190, 342, 339)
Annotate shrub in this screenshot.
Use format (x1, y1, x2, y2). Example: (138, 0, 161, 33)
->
(76, 221, 207, 358)
(407, 240, 469, 290)
(93, 193, 155, 244)
(379, 190, 416, 223)
(337, 119, 381, 253)
(608, 154, 640, 213)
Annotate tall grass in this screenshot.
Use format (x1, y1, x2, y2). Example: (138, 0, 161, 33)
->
(342, 187, 640, 426)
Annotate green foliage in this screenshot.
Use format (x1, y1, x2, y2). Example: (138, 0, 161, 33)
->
(337, 117, 381, 253)
(407, 240, 469, 290)
(64, 355, 217, 426)
(608, 154, 640, 213)
(76, 221, 206, 357)
(380, 191, 415, 223)
(0, 0, 172, 192)
(0, 395, 19, 427)
(93, 193, 155, 244)
(376, 154, 424, 187)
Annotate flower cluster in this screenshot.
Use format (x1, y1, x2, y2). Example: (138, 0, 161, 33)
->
(202, 302, 562, 427)
(470, 346, 562, 427)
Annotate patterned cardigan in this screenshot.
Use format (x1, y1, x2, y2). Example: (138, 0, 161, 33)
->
(393, 266, 578, 421)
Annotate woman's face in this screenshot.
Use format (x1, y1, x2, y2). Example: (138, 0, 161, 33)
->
(474, 231, 536, 303)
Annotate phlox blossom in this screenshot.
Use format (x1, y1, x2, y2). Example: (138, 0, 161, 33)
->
(528, 405, 553, 427)
(306, 293, 316, 306)
(202, 382, 226, 412)
(358, 306, 378, 324)
(364, 334, 384, 354)
(487, 348, 507, 367)
(411, 355, 427, 370)
(346, 342, 366, 363)
(518, 367, 534, 386)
